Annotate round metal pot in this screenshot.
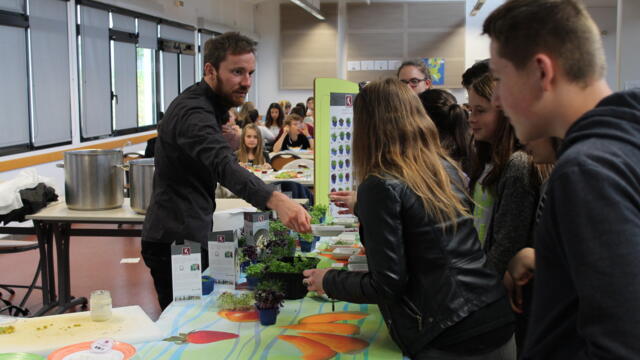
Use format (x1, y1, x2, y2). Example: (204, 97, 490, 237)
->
(62, 149, 124, 210)
(129, 158, 155, 214)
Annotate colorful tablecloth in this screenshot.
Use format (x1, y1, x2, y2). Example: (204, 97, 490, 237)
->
(133, 291, 402, 360)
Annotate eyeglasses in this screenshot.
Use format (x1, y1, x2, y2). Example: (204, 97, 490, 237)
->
(400, 78, 427, 86)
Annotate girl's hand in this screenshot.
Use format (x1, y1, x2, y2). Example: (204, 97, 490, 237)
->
(262, 163, 272, 170)
(329, 191, 357, 215)
(302, 268, 332, 295)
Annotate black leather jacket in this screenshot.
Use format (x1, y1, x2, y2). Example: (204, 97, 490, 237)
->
(323, 162, 506, 357)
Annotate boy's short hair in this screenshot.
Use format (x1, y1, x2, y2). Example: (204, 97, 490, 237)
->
(203, 32, 257, 71)
(483, 0, 605, 85)
(461, 59, 490, 89)
(284, 114, 303, 127)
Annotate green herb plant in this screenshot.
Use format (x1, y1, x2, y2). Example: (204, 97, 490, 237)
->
(246, 263, 265, 278)
(216, 291, 254, 311)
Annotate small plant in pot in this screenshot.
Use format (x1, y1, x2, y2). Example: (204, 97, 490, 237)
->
(254, 280, 285, 326)
(310, 204, 328, 225)
(245, 263, 265, 289)
(299, 233, 314, 253)
(239, 245, 258, 272)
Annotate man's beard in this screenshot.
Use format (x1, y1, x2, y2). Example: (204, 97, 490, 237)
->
(214, 76, 247, 107)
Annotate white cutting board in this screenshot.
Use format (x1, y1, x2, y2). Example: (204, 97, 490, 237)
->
(0, 306, 163, 356)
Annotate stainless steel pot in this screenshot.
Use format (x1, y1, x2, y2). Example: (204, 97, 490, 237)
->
(62, 149, 124, 210)
(129, 158, 155, 214)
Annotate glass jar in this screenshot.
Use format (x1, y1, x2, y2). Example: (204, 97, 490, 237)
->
(90, 290, 112, 322)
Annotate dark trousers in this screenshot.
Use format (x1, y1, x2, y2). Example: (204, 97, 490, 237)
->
(141, 240, 209, 310)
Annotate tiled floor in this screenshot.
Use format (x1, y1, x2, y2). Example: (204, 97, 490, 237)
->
(0, 224, 162, 320)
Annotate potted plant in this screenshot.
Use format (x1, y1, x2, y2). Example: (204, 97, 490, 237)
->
(338, 160, 344, 169)
(264, 220, 296, 259)
(331, 133, 337, 142)
(217, 291, 255, 312)
(263, 256, 321, 299)
(331, 160, 337, 170)
(299, 233, 314, 253)
(331, 117, 338, 127)
(254, 280, 285, 326)
(310, 204, 328, 225)
(245, 263, 265, 289)
(338, 145, 344, 154)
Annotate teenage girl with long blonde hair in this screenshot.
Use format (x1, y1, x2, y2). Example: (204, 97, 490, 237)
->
(304, 78, 516, 359)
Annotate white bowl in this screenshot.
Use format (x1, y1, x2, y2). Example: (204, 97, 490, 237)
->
(332, 247, 361, 260)
(348, 263, 369, 272)
(348, 254, 367, 264)
(332, 217, 358, 225)
(312, 224, 346, 237)
(337, 232, 358, 241)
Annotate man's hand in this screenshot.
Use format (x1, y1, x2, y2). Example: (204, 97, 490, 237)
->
(329, 191, 357, 215)
(267, 192, 311, 233)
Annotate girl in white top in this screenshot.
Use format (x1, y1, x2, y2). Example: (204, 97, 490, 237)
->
(264, 103, 285, 141)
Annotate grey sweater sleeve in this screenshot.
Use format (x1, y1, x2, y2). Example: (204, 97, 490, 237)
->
(486, 151, 538, 276)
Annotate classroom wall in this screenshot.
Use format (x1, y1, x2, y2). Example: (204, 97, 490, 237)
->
(0, 0, 258, 194)
(618, 0, 640, 90)
(255, 0, 314, 112)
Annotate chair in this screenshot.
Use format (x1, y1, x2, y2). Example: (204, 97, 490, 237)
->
(0, 237, 42, 316)
(282, 159, 314, 170)
(270, 153, 301, 171)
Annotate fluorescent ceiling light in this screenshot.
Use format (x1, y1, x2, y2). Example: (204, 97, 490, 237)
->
(290, 0, 326, 20)
(470, 0, 487, 16)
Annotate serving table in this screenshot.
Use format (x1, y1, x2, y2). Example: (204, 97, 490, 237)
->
(21, 198, 307, 316)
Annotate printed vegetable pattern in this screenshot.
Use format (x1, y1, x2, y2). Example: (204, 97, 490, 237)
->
(137, 295, 400, 360)
(163, 330, 239, 345)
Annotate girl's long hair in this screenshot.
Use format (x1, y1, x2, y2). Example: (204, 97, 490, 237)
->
(468, 73, 522, 193)
(468, 74, 550, 193)
(265, 103, 284, 129)
(353, 78, 469, 225)
(237, 123, 266, 165)
(419, 89, 472, 172)
(238, 101, 255, 124)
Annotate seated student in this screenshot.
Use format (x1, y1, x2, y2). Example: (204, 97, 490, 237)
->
(238, 101, 256, 125)
(279, 100, 292, 116)
(304, 78, 515, 359)
(264, 102, 285, 139)
(236, 123, 271, 169)
(285, 105, 314, 137)
(273, 114, 314, 152)
(246, 109, 275, 146)
(221, 109, 241, 151)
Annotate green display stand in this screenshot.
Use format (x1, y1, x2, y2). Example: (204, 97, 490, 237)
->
(314, 78, 359, 212)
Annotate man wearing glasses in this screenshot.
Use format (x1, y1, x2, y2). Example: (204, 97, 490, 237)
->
(397, 59, 432, 95)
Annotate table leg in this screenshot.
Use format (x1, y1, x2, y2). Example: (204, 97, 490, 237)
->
(31, 221, 58, 317)
(52, 223, 87, 314)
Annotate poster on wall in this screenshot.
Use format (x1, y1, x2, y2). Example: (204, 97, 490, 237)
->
(423, 57, 445, 86)
(328, 92, 356, 218)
